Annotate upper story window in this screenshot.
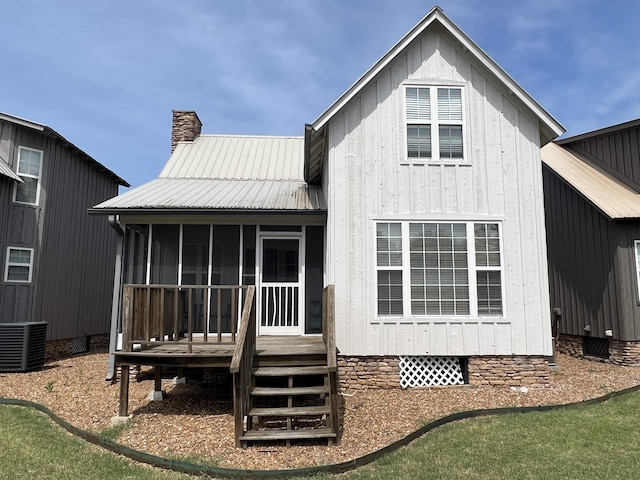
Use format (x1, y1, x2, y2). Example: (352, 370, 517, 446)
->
(4, 247, 34, 283)
(13, 146, 43, 206)
(405, 86, 464, 162)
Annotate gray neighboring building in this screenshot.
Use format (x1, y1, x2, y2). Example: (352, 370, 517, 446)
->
(0, 112, 128, 358)
(542, 119, 640, 365)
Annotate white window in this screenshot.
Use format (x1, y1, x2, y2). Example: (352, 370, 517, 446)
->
(375, 222, 503, 317)
(13, 146, 43, 205)
(405, 86, 463, 161)
(4, 247, 34, 283)
(634, 241, 640, 301)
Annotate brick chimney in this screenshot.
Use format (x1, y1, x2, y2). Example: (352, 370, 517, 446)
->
(171, 110, 202, 153)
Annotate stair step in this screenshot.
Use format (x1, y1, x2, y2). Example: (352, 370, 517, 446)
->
(251, 385, 329, 396)
(254, 357, 326, 367)
(240, 427, 337, 442)
(249, 406, 330, 417)
(253, 366, 328, 377)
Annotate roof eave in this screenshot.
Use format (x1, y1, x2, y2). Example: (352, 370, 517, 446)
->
(88, 207, 328, 216)
(309, 6, 564, 141)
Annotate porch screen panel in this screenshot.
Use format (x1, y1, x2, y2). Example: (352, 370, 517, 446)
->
(306, 226, 323, 334)
(150, 224, 179, 284)
(182, 225, 210, 332)
(124, 227, 148, 284)
(209, 226, 240, 333)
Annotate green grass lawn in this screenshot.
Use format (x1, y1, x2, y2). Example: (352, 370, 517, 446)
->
(2, 391, 640, 479)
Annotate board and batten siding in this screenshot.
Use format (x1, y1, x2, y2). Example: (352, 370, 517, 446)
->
(544, 162, 640, 342)
(567, 125, 640, 192)
(325, 26, 552, 357)
(0, 120, 121, 341)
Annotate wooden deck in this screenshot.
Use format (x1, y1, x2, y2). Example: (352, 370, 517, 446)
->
(114, 335, 326, 368)
(115, 284, 339, 446)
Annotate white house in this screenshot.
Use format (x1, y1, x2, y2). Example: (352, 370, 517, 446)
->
(93, 6, 564, 398)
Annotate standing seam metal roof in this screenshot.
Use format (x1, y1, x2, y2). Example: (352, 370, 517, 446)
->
(541, 142, 640, 219)
(93, 135, 326, 212)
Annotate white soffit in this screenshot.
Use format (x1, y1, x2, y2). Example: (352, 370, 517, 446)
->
(542, 142, 640, 219)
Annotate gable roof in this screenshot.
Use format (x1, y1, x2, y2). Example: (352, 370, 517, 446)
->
(304, 6, 565, 183)
(0, 112, 129, 187)
(541, 142, 640, 219)
(557, 117, 640, 145)
(92, 135, 326, 213)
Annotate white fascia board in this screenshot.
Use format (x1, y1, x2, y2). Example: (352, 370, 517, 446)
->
(311, 8, 564, 139)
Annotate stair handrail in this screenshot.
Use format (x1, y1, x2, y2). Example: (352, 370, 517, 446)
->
(230, 285, 256, 447)
(322, 284, 340, 442)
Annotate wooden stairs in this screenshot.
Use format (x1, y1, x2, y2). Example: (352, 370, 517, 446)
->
(239, 346, 339, 446)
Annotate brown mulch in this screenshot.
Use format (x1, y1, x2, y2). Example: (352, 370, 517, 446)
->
(1, 352, 640, 471)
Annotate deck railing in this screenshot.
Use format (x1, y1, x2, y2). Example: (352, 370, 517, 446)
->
(322, 284, 340, 443)
(230, 286, 256, 447)
(121, 284, 248, 353)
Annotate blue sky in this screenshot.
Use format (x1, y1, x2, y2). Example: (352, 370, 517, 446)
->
(3, 0, 640, 188)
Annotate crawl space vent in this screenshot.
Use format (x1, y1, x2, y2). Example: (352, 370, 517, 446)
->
(399, 356, 464, 387)
(583, 337, 609, 359)
(71, 335, 89, 354)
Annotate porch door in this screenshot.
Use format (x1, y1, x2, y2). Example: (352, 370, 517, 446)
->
(258, 236, 304, 335)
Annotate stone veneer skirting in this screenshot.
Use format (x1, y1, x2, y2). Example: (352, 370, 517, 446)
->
(557, 333, 640, 366)
(45, 333, 110, 361)
(338, 355, 550, 389)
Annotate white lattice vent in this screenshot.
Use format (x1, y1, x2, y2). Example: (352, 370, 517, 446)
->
(71, 335, 88, 354)
(399, 356, 464, 387)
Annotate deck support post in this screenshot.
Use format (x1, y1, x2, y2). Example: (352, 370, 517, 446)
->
(148, 366, 166, 401)
(118, 365, 130, 417)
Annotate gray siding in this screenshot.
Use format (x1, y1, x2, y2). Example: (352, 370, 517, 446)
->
(0, 119, 121, 341)
(543, 164, 640, 341)
(567, 126, 640, 192)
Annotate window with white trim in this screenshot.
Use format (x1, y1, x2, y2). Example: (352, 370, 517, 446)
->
(13, 146, 43, 205)
(405, 86, 463, 161)
(634, 241, 640, 301)
(4, 247, 34, 283)
(376, 222, 503, 317)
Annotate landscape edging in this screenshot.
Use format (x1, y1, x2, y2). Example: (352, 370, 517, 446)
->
(2, 384, 640, 479)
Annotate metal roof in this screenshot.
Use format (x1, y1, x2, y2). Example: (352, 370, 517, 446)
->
(0, 155, 22, 182)
(162, 135, 304, 180)
(92, 135, 326, 213)
(92, 178, 325, 212)
(541, 142, 640, 219)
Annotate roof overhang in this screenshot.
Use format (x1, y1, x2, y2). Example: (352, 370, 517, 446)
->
(0, 155, 23, 182)
(90, 178, 327, 214)
(304, 7, 565, 183)
(541, 142, 640, 220)
(0, 111, 129, 187)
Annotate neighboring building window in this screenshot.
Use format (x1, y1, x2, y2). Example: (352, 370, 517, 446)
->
(405, 86, 463, 161)
(13, 146, 43, 205)
(376, 222, 502, 317)
(634, 241, 640, 301)
(4, 247, 34, 283)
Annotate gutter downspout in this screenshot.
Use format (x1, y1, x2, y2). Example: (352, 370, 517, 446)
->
(106, 215, 125, 381)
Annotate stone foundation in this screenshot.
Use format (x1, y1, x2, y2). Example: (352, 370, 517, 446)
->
(338, 355, 550, 389)
(467, 356, 549, 387)
(557, 333, 640, 366)
(338, 356, 401, 390)
(555, 334, 583, 358)
(45, 333, 110, 361)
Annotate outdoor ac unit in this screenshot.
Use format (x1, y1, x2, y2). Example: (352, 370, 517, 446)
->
(0, 322, 47, 372)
